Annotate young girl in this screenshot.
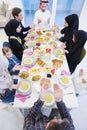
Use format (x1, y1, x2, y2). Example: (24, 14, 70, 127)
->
(2, 47, 22, 75)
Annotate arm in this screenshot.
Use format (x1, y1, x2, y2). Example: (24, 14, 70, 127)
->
(26, 99, 44, 122)
(53, 84, 75, 130)
(56, 101, 75, 129)
(20, 22, 30, 32)
(25, 85, 48, 122)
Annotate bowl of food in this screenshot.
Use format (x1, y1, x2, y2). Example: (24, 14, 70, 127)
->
(59, 75, 72, 86)
(17, 80, 32, 95)
(23, 57, 35, 67)
(44, 91, 55, 106)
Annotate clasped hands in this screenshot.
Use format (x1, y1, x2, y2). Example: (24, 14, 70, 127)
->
(40, 83, 63, 102)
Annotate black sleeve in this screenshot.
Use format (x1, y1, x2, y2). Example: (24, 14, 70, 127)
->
(21, 23, 31, 32)
(0, 89, 12, 99)
(56, 101, 75, 130)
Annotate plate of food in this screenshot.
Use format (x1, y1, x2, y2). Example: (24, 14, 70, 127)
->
(30, 67, 42, 75)
(26, 41, 35, 47)
(54, 48, 64, 56)
(19, 70, 29, 80)
(17, 80, 32, 95)
(40, 78, 51, 88)
(44, 91, 55, 106)
(49, 41, 58, 47)
(32, 75, 41, 82)
(23, 57, 35, 67)
(35, 37, 44, 44)
(45, 32, 52, 37)
(59, 75, 72, 86)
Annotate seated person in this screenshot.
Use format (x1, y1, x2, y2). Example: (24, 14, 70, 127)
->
(12, 7, 34, 39)
(2, 47, 22, 75)
(4, 19, 24, 60)
(23, 84, 75, 130)
(34, 0, 52, 30)
(65, 30, 87, 74)
(59, 14, 79, 44)
(0, 55, 20, 103)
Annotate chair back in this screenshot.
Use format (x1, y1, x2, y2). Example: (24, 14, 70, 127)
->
(3, 41, 10, 48)
(78, 48, 86, 64)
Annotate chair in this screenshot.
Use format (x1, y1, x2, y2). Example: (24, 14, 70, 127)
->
(3, 41, 10, 48)
(78, 48, 86, 64)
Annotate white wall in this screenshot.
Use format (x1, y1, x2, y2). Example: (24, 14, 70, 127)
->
(79, 0, 87, 31)
(0, 0, 22, 9)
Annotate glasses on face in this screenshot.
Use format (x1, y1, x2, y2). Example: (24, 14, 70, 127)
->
(41, 0, 49, 3)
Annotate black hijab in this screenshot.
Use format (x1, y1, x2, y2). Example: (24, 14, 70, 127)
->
(65, 14, 79, 30)
(66, 30, 87, 60)
(4, 19, 20, 37)
(60, 14, 79, 43)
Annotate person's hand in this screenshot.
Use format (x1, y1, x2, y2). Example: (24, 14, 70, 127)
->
(79, 69, 84, 76)
(61, 44, 66, 49)
(12, 64, 23, 71)
(82, 78, 87, 83)
(52, 24, 59, 32)
(38, 19, 42, 24)
(10, 83, 20, 90)
(40, 85, 49, 101)
(29, 23, 35, 29)
(47, 18, 50, 24)
(64, 49, 69, 54)
(53, 84, 63, 102)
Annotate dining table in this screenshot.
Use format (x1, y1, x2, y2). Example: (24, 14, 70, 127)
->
(13, 28, 78, 109)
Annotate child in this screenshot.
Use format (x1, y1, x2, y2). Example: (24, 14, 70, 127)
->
(2, 47, 22, 75)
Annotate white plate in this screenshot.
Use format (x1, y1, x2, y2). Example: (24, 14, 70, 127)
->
(17, 80, 32, 95)
(44, 91, 55, 106)
(23, 57, 35, 67)
(59, 75, 72, 86)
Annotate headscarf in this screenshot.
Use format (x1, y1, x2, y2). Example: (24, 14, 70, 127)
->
(65, 13, 79, 29)
(67, 30, 87, 56)
(4, 19, 20, 37)
(0, 55, 13, 90)
(73, 30, 87, 44)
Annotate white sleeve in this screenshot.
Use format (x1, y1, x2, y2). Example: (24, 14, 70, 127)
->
(34, 11, 39, 25)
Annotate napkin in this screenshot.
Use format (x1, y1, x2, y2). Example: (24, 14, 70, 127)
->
(15, 93, 31, 102)
(61, 70, 70, 76)
(24, 51, 33, 56)
(23, 66, 30, 71)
